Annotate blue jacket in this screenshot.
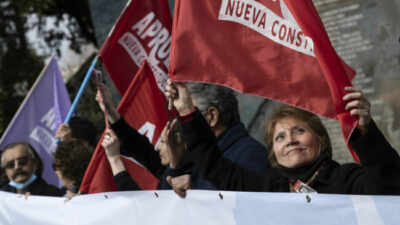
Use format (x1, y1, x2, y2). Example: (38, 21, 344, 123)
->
(190, 122, 269, 190)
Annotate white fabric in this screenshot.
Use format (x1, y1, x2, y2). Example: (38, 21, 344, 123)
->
(351, 195, 385, 225)
(0, 190, 398, 225)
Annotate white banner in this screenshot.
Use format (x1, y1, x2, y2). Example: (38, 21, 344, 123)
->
(0, 190, 398, 225)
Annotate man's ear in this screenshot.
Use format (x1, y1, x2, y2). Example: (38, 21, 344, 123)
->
(207, 106, 219, 128)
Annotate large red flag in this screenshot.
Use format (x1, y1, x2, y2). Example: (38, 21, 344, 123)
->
(80, 62, 168, 193)
(99, 0, 172, 94)
(170, 0, 359, 160)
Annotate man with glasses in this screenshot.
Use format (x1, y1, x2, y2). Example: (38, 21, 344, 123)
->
(0, 142, 64, 196)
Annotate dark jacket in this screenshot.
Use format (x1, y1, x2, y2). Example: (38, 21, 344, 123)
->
(189, 121, 269, 190)
(111, 117, 170, 189)
(113, 171, 140, 191)
(181, 110, 400, 195)
(0, 177, 65, 196)
(112, 115, 269, 190)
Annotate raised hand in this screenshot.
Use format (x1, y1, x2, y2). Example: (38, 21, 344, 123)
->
(95, 84, 121, 123)
(101, 128, 126, 175)
(165, 79, 195, 116)
(343, 86, 371, 135)
(161, 119, 184, 169)
(101, 129, 120, 159)
(55, 124, 73, 142)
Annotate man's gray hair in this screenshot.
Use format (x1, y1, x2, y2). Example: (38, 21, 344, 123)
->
(187, 83, 240, 128)
(1, 142, 37, 168)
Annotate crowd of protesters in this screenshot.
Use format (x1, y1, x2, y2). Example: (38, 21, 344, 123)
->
(1, 80, 400, 199)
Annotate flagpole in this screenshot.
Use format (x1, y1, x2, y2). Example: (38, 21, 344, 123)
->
(0, 55, 56, 144)
(63, 56, 99, 124)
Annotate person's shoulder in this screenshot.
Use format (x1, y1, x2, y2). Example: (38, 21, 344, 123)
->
(0, 184, 14, 192)
(34, 178, 65, 197)
(235, 133, 267, 152)
(43, 183, 65, 196)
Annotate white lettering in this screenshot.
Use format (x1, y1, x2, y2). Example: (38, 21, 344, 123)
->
(40, 108, 56, 131)
(30, 127, 57, 154)
(119, 12, 174, 92)
(138, 122, 156, 143)
(218, 0, 315, 56)
(140, 20, 162, 39)
(147, 27, 170, 65)
(118, 33, 148, 66)
(132, 12, 156, 36)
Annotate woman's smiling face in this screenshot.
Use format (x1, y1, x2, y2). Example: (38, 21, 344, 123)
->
(272, 117, 320, 168)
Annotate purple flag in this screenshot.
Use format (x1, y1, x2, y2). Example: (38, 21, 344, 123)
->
(0, 57, 71, 187)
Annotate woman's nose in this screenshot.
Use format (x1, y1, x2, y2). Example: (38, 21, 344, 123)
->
(286, 133, 298, 145)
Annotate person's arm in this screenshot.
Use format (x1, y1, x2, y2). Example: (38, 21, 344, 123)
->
(110, 117, 164, 177)
(102, 129, 140, 191)
(102, 129, 127, 175)
(348, 119, 400, 195)
(165, 80, 268, 192)
(343, 87, 400, 195)
(113, 171, 140, 191)
(96, 84, 164, 178)
(179, 110, 268, 191)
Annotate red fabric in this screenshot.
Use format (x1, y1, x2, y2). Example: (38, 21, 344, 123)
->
(99, 0, 172, 95)
(80, 62, 168, 193)
(170, 0, 359, 161)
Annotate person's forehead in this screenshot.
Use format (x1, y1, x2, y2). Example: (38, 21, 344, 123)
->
(274, 117, 308, 132)
(2, 145, 28, 160)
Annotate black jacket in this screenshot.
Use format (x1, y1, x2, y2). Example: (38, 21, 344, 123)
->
(188, 121, 268, 190)
(0, 177, 65, 196)
(181, 111, 400, 195)
(111, 117, 170, 189)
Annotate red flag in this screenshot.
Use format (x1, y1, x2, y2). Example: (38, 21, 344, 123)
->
(99, 0, 172, 95)
(80, 62, 168, 193)
(170, 0, 359, 161)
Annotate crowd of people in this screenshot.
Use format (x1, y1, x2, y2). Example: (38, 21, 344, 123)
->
(1, 80, 400, 199)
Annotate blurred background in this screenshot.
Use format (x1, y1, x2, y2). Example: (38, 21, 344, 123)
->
(0, 0, 399, 163)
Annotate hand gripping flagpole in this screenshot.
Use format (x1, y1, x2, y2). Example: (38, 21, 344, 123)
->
(56, 56, 98, 143)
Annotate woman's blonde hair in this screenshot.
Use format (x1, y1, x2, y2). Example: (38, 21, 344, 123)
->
(264, 105, 332, 167)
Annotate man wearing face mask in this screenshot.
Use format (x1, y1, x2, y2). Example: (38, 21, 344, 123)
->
(0, 142, 64, 196)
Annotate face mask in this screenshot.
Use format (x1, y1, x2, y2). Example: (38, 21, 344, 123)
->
(9, 174, 37, 190)
(68, 187, 77, 193)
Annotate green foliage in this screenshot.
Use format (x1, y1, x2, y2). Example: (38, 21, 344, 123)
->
(0, 47, 44, 136)
(0, 0, 97, 138)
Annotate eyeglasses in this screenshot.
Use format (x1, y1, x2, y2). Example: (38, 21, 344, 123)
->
(3, 156, 30, 169)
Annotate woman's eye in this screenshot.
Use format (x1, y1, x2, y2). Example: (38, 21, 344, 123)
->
(294, 127, 305, 134)
(275, 134, 284, 142)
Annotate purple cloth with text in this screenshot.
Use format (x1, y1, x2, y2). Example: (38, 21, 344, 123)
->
(0, 57, 71, 187)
